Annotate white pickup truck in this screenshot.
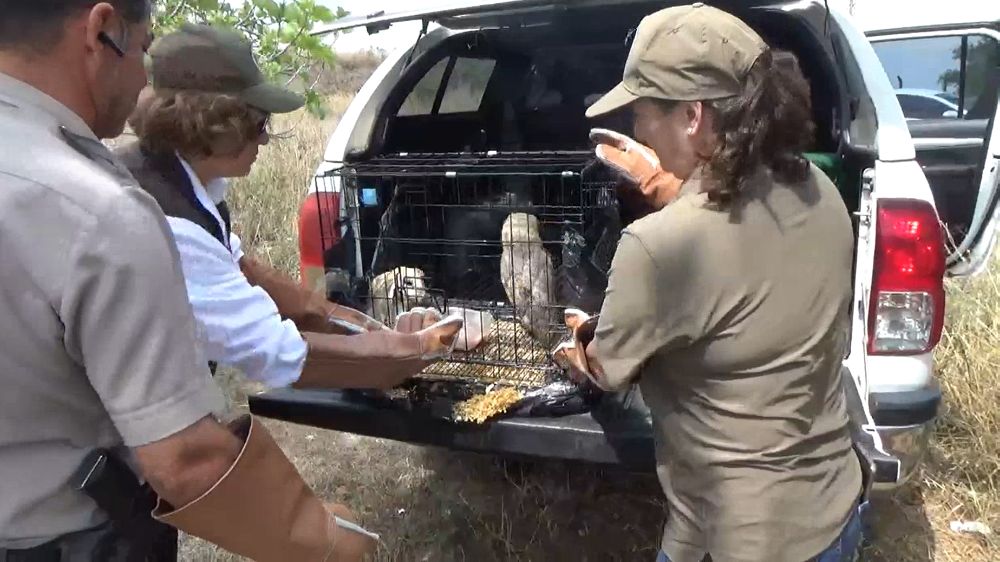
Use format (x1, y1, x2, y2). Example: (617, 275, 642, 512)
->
(248, 0, 1000, 494)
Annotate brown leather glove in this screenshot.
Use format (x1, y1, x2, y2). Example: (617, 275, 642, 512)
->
(590, 128, 685, 212)
(295, 310, 464, 390)
(553, 308, 601, 387)
(153, 415, 378, 562)
(240, 256, 388, 335)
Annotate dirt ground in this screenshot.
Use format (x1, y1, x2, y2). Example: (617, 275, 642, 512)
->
(177, 373, 980, 562)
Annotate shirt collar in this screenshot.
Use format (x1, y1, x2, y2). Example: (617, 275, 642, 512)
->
(176, 152, 233, 253)
(175, 154, 231, 205)
(0, 71, 98, 141)
(678, 164, 709, 199)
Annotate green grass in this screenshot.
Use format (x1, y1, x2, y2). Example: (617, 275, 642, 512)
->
(177, 98, 1000, 561)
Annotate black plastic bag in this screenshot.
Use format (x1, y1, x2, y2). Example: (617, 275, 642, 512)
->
(509, 379, 601, 418)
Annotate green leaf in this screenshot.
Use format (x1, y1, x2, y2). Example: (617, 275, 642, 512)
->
(313, 6, 336, 23)
(150, 0, 341, 120)
(285, 3, 303, 25)
(304, 90, 327, 119)
(252, 0, 282, 18)
(313, 45, 335, 64)
(279, 23, 303, 43)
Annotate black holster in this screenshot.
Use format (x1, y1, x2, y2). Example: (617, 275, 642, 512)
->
(64, 449, 178, 562)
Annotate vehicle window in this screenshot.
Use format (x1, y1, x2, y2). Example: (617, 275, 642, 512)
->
(897, 93, 954, 120)
(398, 58, 449, 117)
(397, 57, 497, 117)
(873, 33, 999, 121)
(439, 58, 496, 114)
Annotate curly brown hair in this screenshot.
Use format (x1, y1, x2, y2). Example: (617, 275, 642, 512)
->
(128, 88, 268, 159)
(701, 48, 816, 206)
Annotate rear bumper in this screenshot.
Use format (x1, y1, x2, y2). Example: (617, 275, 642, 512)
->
(249, 374, 941, 487)
(866, 385, 942, 492)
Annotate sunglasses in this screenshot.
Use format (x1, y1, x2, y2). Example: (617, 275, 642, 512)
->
(256, 114, 271, 136)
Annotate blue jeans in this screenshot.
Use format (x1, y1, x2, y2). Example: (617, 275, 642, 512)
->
(655, 501, 869, 562)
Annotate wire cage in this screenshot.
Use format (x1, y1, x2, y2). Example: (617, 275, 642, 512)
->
(315, 151, 623, 389)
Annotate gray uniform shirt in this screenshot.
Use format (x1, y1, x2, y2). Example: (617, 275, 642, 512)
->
(594, 164, 863, 562)
(0, 73, 225, 549)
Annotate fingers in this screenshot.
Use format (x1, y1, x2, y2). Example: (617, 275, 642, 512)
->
(326, 502, 355, 521)
(594, 144, 637, 179)
(325, 503, 378, 558)
(393, 312, 416, 334)
(552, 341, 575, 371)
(552, 341, 591, 385)
(332, 517, 379, 559)
(395, 309, 425, 334)
(417, 315, 465, 360)
(395, 307, 445, 334)
(563, 308, 591, 331)
(421, 307, 443, 330)
(589, 128, 631, 149)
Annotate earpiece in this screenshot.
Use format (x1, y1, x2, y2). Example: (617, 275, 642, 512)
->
(98, 31, 126, 58)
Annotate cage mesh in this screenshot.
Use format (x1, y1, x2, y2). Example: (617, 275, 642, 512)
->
(315, 151, 622, 388)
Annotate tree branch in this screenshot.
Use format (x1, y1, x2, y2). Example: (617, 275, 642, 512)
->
(270, 26, 306, 62)
(309, 66, 325, 90)
(166, 0, 187, 22)
(284, 62, 310, 87)
(236, 4, 255, 29)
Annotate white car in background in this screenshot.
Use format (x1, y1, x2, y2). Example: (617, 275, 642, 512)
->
(892, 88, 966, 120)
(246, 0, 1000, 495)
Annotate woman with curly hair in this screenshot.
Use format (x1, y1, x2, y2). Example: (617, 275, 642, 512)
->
(111, 24, 467, 559)
(116, 24, 462, 394)
(555, 5, 867, 562)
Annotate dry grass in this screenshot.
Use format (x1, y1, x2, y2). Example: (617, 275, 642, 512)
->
(861, 269, 1000, 562)
(178, 95, 1000, 561)
(314, 50, 389, 97)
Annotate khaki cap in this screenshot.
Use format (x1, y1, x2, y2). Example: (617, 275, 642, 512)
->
(586, 3, 767, 118)
(146, 23, 304, 114)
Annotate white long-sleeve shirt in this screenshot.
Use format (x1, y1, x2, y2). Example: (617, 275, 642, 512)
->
(166, 156, 308, 388)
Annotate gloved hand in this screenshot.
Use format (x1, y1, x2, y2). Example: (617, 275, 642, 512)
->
(296, 308, 465, 391)
(326, 503, 379, 560)
(553, 308, 601, 387)
(394, 307, 465, 360)
(590, 128, 685, 211)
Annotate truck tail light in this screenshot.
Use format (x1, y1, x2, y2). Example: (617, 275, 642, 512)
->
(868, 199, 946, 355)
(298, 191, 341, 294)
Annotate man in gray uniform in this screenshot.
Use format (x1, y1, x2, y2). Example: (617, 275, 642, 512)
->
(0, 1, 379, 560)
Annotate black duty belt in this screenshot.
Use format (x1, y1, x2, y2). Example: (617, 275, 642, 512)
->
(0, 541, 61, 562)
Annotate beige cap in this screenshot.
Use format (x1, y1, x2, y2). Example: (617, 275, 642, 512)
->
(586, 3, 767, 118)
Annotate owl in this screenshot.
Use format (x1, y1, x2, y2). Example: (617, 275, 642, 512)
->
(500, 213, 559, 348)
(368, 266, 430, 327)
